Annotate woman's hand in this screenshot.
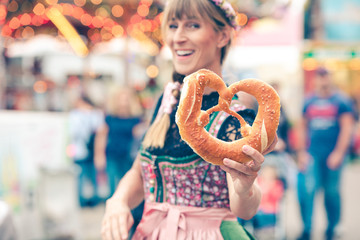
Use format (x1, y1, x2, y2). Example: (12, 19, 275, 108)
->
(220, 145, 264, 196)
(101, 198, 134, 240)
(220, 135, 277, 195)
(220, 136, 277, 219)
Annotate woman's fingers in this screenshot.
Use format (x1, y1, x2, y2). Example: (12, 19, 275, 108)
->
(221, 145, 264, 175)
(242, 145, 264, 170)
(111, 216, 122, 240)
(101, 219, 113, 240)
(119, 213, 132, 240)
(222, 158, 258, 176)
(101, 211, 133, 240)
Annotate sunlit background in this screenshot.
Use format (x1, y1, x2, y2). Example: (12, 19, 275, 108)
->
(0, 0, 360, 239)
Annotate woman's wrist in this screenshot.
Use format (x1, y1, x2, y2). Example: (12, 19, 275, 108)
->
(107, 194, 129, 207)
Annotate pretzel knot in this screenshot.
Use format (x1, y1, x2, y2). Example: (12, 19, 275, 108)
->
(175, 69, 281, 165)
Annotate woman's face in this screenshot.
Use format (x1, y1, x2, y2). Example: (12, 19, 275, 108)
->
(164, 16, 225, 76)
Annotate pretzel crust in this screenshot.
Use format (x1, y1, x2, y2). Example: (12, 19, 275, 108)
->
(175, 69, 281, 165)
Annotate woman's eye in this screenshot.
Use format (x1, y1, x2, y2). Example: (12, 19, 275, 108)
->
(169, 24, 177, 29)
(188, 23, 200, 29)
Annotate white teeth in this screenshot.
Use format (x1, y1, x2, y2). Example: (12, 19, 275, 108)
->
(176, 50, 194, 56)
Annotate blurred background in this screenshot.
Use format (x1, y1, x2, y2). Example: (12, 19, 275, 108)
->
(0, 0, 359, 239)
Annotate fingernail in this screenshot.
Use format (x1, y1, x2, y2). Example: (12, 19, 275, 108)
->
(223, 158, 230, 165)
(242, 145, 250, 153)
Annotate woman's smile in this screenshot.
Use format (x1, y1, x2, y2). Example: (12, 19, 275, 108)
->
(175, 50, 195, 57)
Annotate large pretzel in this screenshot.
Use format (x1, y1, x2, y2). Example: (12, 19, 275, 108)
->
(175, 69, 281, 165)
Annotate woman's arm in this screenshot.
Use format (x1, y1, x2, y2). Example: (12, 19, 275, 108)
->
(108, 154, 144, 208)
(221, 145, 262, 219)
(101, 154, 144, 240)
(221, 137, 277, 220)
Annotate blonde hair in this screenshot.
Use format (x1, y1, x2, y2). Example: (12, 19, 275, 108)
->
(161, 0, 233, 64)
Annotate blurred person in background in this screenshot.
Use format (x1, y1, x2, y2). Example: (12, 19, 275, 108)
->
(296, 67, 355, 240)
(94, 87, 144, 197)
(100, 0, 278, 239)
(68, 94, 104, 208)
(94, 87, 145, 237)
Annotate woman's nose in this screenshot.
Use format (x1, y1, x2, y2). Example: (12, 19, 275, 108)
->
(173, 27, 187, 43)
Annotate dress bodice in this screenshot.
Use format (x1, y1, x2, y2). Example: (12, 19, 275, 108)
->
(139, 91, 255, 209)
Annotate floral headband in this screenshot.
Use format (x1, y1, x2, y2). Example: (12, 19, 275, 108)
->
(210, 0, 239, 30)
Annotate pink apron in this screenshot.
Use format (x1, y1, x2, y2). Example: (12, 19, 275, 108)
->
(132, 202, 237, 240)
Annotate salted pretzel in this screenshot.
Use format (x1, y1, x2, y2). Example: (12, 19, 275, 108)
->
(175, 69, 281, 165)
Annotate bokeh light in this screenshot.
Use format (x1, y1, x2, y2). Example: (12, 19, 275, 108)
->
(74, 0, 86, 7)
(33, 3, 46, 16)
(302, 58, 318, 71)
(7, 1, 19, 12)
(33, 81, 48, 93)
(146, 65, 159, 78)
(111, 5, 124, 18)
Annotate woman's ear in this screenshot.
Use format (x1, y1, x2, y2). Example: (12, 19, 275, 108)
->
(217, 28, 231, 48)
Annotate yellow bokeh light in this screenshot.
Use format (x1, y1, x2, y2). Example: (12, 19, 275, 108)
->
(112, 25, 124, 37)
(324, 59, 340, 71)
(302, 58, 318, 71)
(45, 0, 58, 5)
(101, 30, 112, 41)
(96, 7, 109, 18)
(112, 5, 124, 18)
(137, 4, 149, 17)
(146, 65, 159, 78)
(9, 17, 20, 29)
(91, 0, 102, 5)
(22, 26, 35, 38)
(237, 13, 248, 26)
(141, 19, 152, 32)
(33, 3, 46, 16)
(349, 58, 360, 71)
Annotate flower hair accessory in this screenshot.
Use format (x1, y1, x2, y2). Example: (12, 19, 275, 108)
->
(210, 0, 239, 30)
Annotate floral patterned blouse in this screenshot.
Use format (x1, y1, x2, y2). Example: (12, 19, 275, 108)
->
(139, 91, 255, 209)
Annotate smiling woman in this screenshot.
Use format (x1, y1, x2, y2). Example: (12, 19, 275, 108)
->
(100, 1, 277, 239)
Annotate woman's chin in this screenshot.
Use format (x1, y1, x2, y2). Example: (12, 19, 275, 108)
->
(174, 68, 195, 77)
